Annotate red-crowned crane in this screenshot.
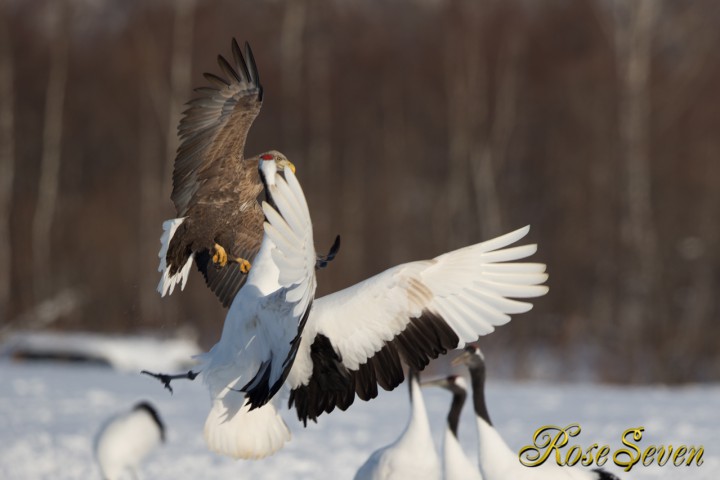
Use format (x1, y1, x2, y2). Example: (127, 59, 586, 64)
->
(452, 346, 621, 480)
(354, 370, 441, 480)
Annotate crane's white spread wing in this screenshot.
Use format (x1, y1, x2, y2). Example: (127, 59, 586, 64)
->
(262, 166, 317, 316)
(200, 166, 316, 459)
(238, 166, 317, 408)
(288, 226, 548, 424)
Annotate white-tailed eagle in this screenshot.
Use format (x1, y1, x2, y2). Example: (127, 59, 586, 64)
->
(157, 40, 295, 307)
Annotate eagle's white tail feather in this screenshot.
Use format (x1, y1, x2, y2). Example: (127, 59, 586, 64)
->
(157, 218, 194, 296)
(203, 396, 291, 459)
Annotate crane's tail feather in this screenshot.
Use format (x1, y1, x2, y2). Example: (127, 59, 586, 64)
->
(157, 218, 194, 296)
(203, 397, 291, 459)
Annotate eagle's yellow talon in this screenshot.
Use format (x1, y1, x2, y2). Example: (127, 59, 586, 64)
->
(212, 243, 228, 267)
(237, 259, 251, 274)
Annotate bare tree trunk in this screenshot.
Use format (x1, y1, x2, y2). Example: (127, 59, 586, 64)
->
(675, 152, 719, 380)
(131, 19, 167, 327)
(470, 35, 521, 239)
(382, 80, 407, 262)
(653, 4, 719, 133)
(443, 10, 472, 247)
(463, 14, 489, 239)
(340, 143, 367, 284)
(32, 1, 69, 303)
(280, 0, 307, 155)
(0, 4, 15, 322)
(306, 48, 330, 175)
(306, 6, 332, 237)
(589, 103, 618, 346)
(156, 0, 195, 321)
(614, 0, 658, 380)
(138, 98, 163, 327)
(131, 14, 169, 131)
(162, 0, 195, 200)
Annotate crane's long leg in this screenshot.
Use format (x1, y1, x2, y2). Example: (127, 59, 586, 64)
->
(316, 235, 341, 269)
(141, 370, 199, 394)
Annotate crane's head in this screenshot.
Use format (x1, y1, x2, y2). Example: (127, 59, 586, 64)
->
(259, 151, 295, 177)
(451, 343, 485, 369)
(421, 374, 468, 396)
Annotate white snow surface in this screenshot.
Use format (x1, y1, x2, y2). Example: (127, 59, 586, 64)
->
(0, 360, 718, 480)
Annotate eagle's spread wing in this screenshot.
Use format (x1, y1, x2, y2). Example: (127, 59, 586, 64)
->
(171, 39, 263, 217)
(288, 226, 549, 425)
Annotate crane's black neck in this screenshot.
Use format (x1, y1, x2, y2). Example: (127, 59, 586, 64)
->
(468, 362, 492, 426)
(447, 387, 466, 438)
(134, 401, 166, 442)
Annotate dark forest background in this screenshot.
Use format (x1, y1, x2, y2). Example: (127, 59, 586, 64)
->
(0, 0, 718, 383)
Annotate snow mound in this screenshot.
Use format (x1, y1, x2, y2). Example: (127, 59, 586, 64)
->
(0, 331, 201, 372)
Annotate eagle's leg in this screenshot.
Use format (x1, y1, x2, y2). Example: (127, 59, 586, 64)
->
(141, 369, 199, 395)
(232, 258, 252, 274)
(212, 243, 228, 267)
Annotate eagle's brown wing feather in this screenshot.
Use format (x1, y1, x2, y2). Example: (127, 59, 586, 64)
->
(171, 39, 263, 217)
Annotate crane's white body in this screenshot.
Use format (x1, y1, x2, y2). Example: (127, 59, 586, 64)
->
(457, 348, 619, 480)
(437, 376, 483, 480)
(94, 403, 164, 480)
(475, 416, 608, 480)
(443, 427, 483, 480)
(354, 375, 441, 480)
(198, 164, 316, 459)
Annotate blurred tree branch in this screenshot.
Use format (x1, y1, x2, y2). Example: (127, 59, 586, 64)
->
(0, 3, 15, 322)
(32, 0, 70, 303)
(281, 0, 307, 155)
(471, 27, 522, 239)
(443, 1, 473, 246)
(162, 0, 195, 200)
(612, 0, 658, 380)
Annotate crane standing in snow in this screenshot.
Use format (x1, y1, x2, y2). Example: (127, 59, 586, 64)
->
(354, 370, 441, 480)
(452, 345, 621, 480)
(424, 375, 483, 480)
(94, 401, 165, 480)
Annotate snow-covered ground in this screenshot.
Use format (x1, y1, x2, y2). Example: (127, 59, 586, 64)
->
(0, 359, 717, 480)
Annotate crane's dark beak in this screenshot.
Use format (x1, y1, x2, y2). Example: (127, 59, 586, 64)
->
(451, 350, 473, 367)
(420, 377, 451, 389)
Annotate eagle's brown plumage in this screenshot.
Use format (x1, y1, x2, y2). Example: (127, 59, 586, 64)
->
(161, 40, 288, 307)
